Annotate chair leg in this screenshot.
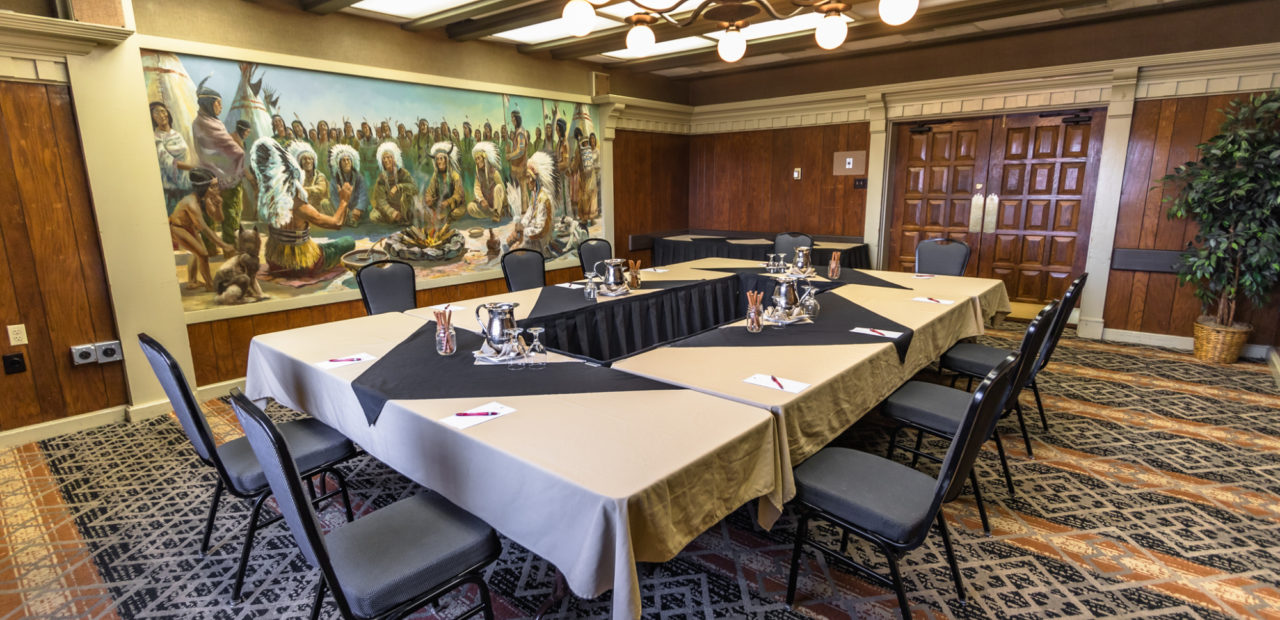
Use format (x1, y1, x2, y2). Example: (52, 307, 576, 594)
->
(883, 548, 910, 618)
(909, 430, 925, 468)
(992, 435, 1016, 496)
(965, 376, 973, 392)
(328, 468, 355, 523)
(970, 470, 990, 535)
(200, 478, 224, 557)
(949, 374, 958, 388)
(785, 513, 809, 606)
(232, 493, 269, 601)
(1031, 379, 1049, 431)
(1013, 402, 1034, 458)
(476, 575, 495, 620)
(839, 530, 850, 555)
(936, 512, 966, 602)
(309, 576, 327, 620)
(886, 426, 901, 460)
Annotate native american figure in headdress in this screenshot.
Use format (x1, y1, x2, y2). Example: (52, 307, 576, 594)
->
(506, 151, 556, 256)
(191, 76, 248, 249)
(422, 141, 466, 224)
(466, 141, 507, 223)
(328, 144, 368, 225)
(288, 141, 332, 217)
(250, 138, 355, 276)
(370, 142, 416, 225)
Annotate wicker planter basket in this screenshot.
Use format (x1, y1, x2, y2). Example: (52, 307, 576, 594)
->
(1192, 316, 1252, 364)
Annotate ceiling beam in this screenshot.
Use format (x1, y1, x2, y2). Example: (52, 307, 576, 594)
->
(610, 0, 1104, 72)
(444, 0, 632, 41)
(402, 0, 518, 32)
(301, 0, 360, 15)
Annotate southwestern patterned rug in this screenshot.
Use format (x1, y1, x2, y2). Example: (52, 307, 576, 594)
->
(2, 329, 1279, 619)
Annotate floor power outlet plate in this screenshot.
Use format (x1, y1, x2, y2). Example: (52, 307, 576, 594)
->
(3, 353, 25, 375)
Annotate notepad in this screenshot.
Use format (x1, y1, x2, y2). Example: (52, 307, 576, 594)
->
(642, 267, 669, 273)
(851, 327, 904, 338)
(315, 353, 377, 369)
(743, 374, 809, 393)
(440, 401, 516, 429)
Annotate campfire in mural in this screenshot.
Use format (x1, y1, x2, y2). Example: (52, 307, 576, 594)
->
(141, 51, 603, 312)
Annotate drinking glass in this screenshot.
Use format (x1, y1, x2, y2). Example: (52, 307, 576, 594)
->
(746, 303, 763, 333)
(503, 327, 526, 370)
(801, 285, 821, 319)
(526, 327, 547, 369)
(827, 254, 842, 280)
(765, 253, 780, 273)
(434, 323, 456, 356)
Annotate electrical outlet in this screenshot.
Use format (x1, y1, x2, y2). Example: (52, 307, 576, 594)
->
(845, 157, 853, 169)
(7, 324, 26, 346)
(95, 340, 123, 363)
(793, 168, 802, 180)
(854, 178, 868, 189)
(3, 353, 24, 374)
(71, 344, 97, 365)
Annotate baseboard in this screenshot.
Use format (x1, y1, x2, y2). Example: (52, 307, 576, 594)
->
(0, 405, 127, 448)
(126, 377, 246, 423)
(1101, 328, 1270, 361)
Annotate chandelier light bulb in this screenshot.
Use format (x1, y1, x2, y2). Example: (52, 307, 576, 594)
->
(718, 26, 746, 63)
(626, 23, 657, 55)
(814, 13, 848, 50)
(878, 0, 919, 26)
(562, 0, 596, 37)
(587, 0, 609, 5)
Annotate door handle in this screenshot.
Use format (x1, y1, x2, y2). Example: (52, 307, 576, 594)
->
(982, 193, 1000, 233)
(968, 193, 985, 233)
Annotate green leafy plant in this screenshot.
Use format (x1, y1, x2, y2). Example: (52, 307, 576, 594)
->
(1163, 89, 1280, 328)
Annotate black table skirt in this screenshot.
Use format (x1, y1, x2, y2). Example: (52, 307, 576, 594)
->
(653, 236, 870, 269)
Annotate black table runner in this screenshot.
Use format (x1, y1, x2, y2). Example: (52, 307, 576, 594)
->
(351, 324, 681, 425)
(653, 236, 870, 269)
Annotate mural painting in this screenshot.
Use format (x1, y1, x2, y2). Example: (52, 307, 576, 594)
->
(142, 51, 603, 312)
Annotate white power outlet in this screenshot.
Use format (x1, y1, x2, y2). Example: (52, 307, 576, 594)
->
(793, 168, 802, 180)
(7, 324, 27, 346)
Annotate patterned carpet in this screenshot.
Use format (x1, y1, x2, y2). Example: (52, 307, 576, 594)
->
(3, 329, 1280, 619)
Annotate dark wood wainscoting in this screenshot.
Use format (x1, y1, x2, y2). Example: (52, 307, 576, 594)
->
(1104, 92, 1279, 346)
(187, 267, 582, 386)
(0, 82, 127, 428)
(688, 123, 869, 237)
(613, 130, 690, 263)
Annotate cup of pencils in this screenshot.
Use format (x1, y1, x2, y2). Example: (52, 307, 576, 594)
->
(627, 259, 642, 289)
(746, 290, 764, 334)
(434, 307, 457, 356)
(827, 251, 842, 280)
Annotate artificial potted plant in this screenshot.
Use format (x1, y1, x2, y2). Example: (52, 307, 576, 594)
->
(1163, 89, 1280, 363)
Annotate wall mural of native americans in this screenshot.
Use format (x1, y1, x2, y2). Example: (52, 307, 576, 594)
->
(142, 50, 603, 312)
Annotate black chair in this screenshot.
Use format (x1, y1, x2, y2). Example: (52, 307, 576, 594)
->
(356, 260, 416, 315)
(228, 390, 500, 620)
(883, 301, 1058, 508)
(915, 238, 970, 276)
(501, 248, 546, 292)
(774, 232, 813, 263)
(940, 273, 1088, 431)
(578, 238, 612, 279)
(137, 334, 356, 600)
(786, 355, 1019, 618)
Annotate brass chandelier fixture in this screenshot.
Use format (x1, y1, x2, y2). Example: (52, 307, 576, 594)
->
(560, 0, 921, 63)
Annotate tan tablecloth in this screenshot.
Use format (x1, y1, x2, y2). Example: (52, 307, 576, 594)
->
(244, 312, 781, 620)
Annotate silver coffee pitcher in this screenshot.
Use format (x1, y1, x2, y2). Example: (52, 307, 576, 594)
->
(773, 275, 802, 312)
(593, 258, 629, 288)
(792, 246, 813, 272)
(476, 301, 519, 348)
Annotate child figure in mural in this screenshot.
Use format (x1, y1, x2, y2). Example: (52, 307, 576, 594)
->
(370, 142, 417, 225)
(328, 144, 368, 225)
(423, 142, 466, 224)
(170, 168, 235, 291)
(289, 142, 333, 216)
(506, 151, 555, 255)
(191, 78, 246, 251)
(466, 141, 506, 223)
(250, 138, 355, 276)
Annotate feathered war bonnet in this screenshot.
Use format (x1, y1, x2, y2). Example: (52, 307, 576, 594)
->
(375, 141, 404, 171)
(526, 151, 556, 190)
(472, 141, 500, 170)
(287, 141, 317, 166)
(429, 141, 459, 171)
(249, 137, 306, 228)
(328, 144, 360, 175)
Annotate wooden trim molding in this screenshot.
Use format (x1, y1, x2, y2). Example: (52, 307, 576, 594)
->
(0, 11, 132, 56)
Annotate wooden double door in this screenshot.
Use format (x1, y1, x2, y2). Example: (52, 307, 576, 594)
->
(885, 110, 1105, 303)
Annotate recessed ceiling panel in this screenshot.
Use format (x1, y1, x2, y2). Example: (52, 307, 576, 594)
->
(601, 36, 715, 60)
(597, 0, 703, 19)
(492, 14, 620, 44)
(705, 12, 852, 41)
(350, 0, 473, 20)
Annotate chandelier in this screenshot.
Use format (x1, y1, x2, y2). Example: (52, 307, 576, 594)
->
(561, 0, 920, 63)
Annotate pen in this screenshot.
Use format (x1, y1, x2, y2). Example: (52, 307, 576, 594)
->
(456, 411, 501, 417)
(771, 375, 785, 390)
(870, 328, 886, 336)
(927, 297, 942, 303)
(328, 357, 363, 362)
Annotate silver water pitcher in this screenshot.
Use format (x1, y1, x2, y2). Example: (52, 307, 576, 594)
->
(593, 258, 630, 295)
(476, 302, 519, 348)
(792, 246, 813, 272)
(773, 276, 802, 313)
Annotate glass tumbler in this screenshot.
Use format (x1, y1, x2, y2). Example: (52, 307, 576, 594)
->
(526, 327, 547, 369)
(503, 327, 525, 370)
(746, 303, 763, 333)
(435, 323, 456, 356)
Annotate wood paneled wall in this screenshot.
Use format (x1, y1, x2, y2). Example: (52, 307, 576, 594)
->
(688, 123, 869, 236)
(0, 82, 127, 428)
(612, 130, 690, 263)
(187, 267, 582, 386)
(1105, 93, 1280, 346)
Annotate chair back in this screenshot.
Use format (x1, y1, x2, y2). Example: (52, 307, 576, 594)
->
(501, 249, 546, 292)
(578, 238, 612, 278)
(926, 354, 1020, 531)
(1006, 300, 1059, 405)
(915, 238, 970, 276)
(356, 259, 416, 315)
(137, 334, 220, 466)
(773, 232, 813, 263)
(1032, 273, 1088, 378)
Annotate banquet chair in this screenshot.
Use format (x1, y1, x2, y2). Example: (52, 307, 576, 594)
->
(356, 260, 416, 315)
(882, 301, 1057, 505)
(915, 238, 970, 276)
(137, 334, 356, 601)
(578, 238, 612, 278)
(773, 232, 813, 263)
(501, 248, 546, 292)
(940, 274, 1088, 431)
(228, 390, 500, 620)
(786, 355, 1018, 617)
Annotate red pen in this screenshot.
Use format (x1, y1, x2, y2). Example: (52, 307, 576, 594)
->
(927, 297, 942, 303)
(456, 411, 501, 417)
(328, 357, 363, 363)
(870, 328, 886, 336)
(771, 375, 785, 390)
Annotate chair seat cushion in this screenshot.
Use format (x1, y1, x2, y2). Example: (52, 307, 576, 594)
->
(327, 492, 500, 618)
(881, 381, 971, 436)
(940, 343, 1010, 378)
(217, 418, 354, 495)
(795, 448, 938, 543)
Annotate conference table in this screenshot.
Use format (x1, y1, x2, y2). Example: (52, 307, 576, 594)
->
(652, 233, 870, 269)
(244, 257, 1010, 620)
